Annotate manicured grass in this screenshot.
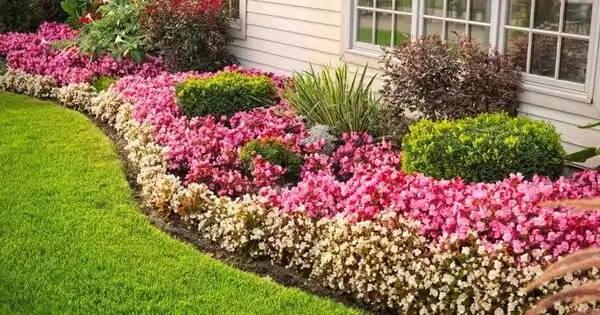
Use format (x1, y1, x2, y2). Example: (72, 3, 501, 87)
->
(0, 91, 361, 315)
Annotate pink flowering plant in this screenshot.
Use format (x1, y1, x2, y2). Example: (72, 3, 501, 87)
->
(107, 64, 600, 267)
(0, 22, 163, 85)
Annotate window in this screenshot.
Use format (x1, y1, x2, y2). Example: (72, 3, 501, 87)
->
(225, 0, 246, 39)
(422, 0, 492, 43)
(502, 0, 594, 89)
(348, 0, 598, 97)
(224, 0, 241, 20)
(354, 0, 414, 48)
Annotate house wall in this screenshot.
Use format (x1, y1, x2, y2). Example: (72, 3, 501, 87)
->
(231, 0, 600, 168)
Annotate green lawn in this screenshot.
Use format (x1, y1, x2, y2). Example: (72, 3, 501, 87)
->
(0, 92, 361, 315)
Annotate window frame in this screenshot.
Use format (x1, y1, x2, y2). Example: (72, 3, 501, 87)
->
(346, 0, 599, 101)
(496, 0, 599, 101)
(227, 0, 247, 40)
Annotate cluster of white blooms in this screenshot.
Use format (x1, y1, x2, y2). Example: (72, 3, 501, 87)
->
(0, 69, 54, 98)
(3, 69, 600, 314)
(53, 83, 96, 110)
(89, 90, 125, 125)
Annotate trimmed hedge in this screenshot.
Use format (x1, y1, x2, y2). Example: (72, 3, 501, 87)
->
(401, 113, 565, 183)
(240, 137, 302, 178)
(91, 76, 116, 92)
(176, 72, 275, 118)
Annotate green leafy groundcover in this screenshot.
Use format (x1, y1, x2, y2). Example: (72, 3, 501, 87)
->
(0, 92, 360, 315)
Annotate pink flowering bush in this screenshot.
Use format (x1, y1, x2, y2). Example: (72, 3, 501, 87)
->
(0, 22, 164, 85)
(38, 22, 78, 42)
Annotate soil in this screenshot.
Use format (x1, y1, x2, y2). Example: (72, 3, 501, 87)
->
(89, 116, 395, 315)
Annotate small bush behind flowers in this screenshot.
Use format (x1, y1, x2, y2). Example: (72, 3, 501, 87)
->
(402, 112, 565, 183)
(176, 71, 276, 118)
(139, 0, 235, 72)
(381, 34, 522, 122)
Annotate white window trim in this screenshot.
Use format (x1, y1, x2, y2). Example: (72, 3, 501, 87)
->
(228, 0, 247, 40)
(345, 0, 599, 103)
(496, 0, 599, 102)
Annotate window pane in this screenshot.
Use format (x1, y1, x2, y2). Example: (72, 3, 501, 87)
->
(470, 0, 492, 23)
(564, 1, 593, 36)
(446, 22, 466, 42)
(505, 30, 528, 71)
(357, 10, 374, 44)
(358, 0, 374, 7)
(376, 0, 393, 10)
(447, 0, 468, 19)
(375, 12, 393, 46)
(424, 18, 443, 36)
(508, 0, 532, 27)
(530, 34, 557, 78)
(534, 0, 560, 31)
(559, 38, 589, 83)
(425, 0, 444, 16)
(395, 0, 412, 12)
(394, 14, 411, 46)
(469, 24, 489, 43)
(231, 0, 240, 19)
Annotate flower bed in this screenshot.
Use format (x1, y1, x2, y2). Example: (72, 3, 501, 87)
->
(0, 22, 164, 85)
(3, 23, 600, 314)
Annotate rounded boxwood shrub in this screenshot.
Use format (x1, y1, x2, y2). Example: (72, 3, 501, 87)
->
(176, 71, 276, 118)
(91, 76, 117, 92)
(401, 113, 565, 183)
(239, 137, 302, 178)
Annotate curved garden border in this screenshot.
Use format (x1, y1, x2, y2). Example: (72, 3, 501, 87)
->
(2, 68, 600, 315)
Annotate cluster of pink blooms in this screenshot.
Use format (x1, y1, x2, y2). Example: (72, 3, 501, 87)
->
(113, 70, 600, 264)
(113, 67, 304, 196)
(0, 22, 164, 85)
(38, 22, 78, 42)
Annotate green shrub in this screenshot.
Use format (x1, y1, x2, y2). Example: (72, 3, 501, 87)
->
(77, 0, 147, 61)
(401, 113, 565, 183)
(239, 137, 302, 177)
(60, 0, 95, 28)
(284, 63, 382, 136)
(91, 76, 116, 92)
(176, 72, 275, 118)
(0, 0, 67, 33)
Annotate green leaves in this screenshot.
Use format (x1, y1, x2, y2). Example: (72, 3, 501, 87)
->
(76, 1, 147, 62)
(402, 113, 565, 183)
(562, 121, 600, 163)
(239, 138, 302, 178)
(91, 76, 117, 92)
(176, 72, 276, 118)
(284, 63, 382, 136)
(565, 147, 600, 163)
(61, 0, 93, 28)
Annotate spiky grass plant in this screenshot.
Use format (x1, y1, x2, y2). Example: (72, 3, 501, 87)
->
(284, 63, 383, 136)
(525, 197, 600, 315)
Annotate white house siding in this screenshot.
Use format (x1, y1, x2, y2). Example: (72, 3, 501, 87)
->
(231, 0, 600, 168)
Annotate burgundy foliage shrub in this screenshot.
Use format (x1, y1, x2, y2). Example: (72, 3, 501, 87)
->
(381, 34, 523, 122)
(139, 0, 236, 72)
